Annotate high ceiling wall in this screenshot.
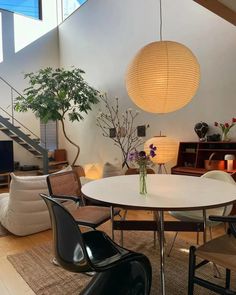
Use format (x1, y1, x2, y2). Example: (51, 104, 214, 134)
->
(0, 1, 59, 166)
(58, 0, 236, 171)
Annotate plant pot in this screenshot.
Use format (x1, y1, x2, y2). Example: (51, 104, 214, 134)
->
(54, 149, 67, 162)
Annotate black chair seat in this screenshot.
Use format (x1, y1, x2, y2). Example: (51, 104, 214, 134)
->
(41, 194, 152, 295)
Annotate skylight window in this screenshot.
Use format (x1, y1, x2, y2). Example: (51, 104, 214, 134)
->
(62, 0, 87, 20)
(0, 0, 41, 20)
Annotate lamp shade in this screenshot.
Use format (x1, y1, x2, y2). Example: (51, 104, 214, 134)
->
(144, 135, 178, 164)
(224, 154, 235, 161)
(126, 41, 200, 113)
(84, 163, 102, 180)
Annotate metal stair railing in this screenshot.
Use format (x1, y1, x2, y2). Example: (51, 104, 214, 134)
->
(0, 76, 48, 174)
(0, 106, 40, 141)
(0, 115, 48, 174)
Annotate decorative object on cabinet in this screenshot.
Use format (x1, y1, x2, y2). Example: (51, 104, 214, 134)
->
(206, 134, 221, 142)
(125, 0, 200, 114)
(194, 122, 208, 142)
(225, 154, 235, 171)
(214, 118, 236, 142)
(171, 141, 236, 177)
(204, 153, 225, 171)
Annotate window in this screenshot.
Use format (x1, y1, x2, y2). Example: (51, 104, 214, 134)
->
(40, 120, 58, 151)
(0, 0, 42, 20)
(62, 0, 87, 20)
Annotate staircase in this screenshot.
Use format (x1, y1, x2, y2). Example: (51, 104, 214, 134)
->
(0, 77, 48, 174)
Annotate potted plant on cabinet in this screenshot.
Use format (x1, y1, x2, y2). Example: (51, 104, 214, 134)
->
(14, 67, 99, 167)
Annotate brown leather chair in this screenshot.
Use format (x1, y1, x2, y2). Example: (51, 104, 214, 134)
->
(188, 215, 236, 294)
(46, 170, 120, 229)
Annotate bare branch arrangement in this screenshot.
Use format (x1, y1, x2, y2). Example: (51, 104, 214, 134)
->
(96, 94, 147, 168)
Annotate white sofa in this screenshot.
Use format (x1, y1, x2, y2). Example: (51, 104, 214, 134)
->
(0, 166, 72, 236)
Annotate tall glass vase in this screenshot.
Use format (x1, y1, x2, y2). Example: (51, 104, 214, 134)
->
(139, 164, 147, 195)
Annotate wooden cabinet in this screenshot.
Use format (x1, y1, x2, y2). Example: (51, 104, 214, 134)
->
(171, 141, 236, 177)
(0, 172, 10, 188)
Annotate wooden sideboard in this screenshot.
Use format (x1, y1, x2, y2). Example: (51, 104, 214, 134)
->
(171, 141, 236, 179)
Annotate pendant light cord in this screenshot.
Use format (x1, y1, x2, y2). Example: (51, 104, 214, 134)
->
(159, 0, 163, 41)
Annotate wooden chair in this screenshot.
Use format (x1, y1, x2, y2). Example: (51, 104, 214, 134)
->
(46, 170, 120, 229)
(188, 215, 236, 294)
(41, 194, 152, 295)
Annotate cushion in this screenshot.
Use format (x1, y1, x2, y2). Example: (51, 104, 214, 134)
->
(0, 165, 72, 236)
(102, 161, 123, 178)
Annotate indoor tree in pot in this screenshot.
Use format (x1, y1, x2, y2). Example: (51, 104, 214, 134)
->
(14, 67, 99, 167)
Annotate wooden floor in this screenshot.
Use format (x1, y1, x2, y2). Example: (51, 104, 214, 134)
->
(0, 187, 225, 295)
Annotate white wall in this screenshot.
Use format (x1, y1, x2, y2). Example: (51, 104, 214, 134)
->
(0, 1, 60, 167)
(58, 0, 236, 171)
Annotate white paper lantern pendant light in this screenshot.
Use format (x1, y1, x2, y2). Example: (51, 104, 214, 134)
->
(126, 0, 200, 113)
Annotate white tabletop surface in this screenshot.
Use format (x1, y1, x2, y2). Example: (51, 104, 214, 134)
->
(81, 174, 236, 210)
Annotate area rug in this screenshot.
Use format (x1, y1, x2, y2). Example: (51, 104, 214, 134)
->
(0, 223, 10, 237)
(7, 231, 233, 295)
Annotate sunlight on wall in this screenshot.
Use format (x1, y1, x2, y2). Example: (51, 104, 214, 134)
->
(14, 1, 58, 53)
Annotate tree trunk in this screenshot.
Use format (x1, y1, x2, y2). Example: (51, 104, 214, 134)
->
(60, 119, 80, 166)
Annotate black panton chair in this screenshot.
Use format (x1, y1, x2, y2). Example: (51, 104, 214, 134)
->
(188, 215, 236, 295)
(41, 194, 152, 295)
(46, 170, 120, 229)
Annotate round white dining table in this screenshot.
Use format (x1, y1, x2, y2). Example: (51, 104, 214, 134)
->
(82, 174, 236, 295)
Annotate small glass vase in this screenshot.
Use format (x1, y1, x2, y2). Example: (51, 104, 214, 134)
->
(221, 131, 230, 142)
(139, 164, 147, 195)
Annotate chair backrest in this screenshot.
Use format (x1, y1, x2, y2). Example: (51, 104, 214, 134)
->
(201, 170, 235, 215)
(47, 170, 81, 199)
(40, 194, 92, 273)
(125, 168, 155, 175)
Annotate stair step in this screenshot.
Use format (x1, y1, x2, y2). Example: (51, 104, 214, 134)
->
(9, 134, 19, 138)
(18, 141, 28, 145)
(35, 155, 43, 158)
(0, 127, 8, 131)
(9, 133, 31, 138)
(28, 148, 37, 152)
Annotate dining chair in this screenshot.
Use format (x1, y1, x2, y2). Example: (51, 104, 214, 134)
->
(41, 194, 152, 295)
(46, 170, 120, 230)
(188, 215, 236, 294)
(168, 170, 235, 256)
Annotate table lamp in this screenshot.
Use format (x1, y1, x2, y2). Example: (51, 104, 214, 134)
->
(84, 163, 102, 179)
(224, 154, 235, 171)
(144, 135, 178, 173)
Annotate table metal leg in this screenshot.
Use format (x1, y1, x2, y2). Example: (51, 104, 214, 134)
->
(158, 210, 166, 295)
(202, 209, 207, 243)
(110, 206, 114, 240)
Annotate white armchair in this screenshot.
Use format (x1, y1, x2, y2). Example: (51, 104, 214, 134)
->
(168, 170, 235, 255)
